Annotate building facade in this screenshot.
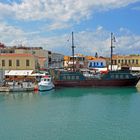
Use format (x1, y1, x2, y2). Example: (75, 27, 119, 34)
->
(14, 47, 52, 68)
(0, 54, 37, 70)
(88, 58, 106, 68)
(51, 53, 64, 68)
(112, 55, 140, 67)
(64, 54, 88, 69)
(0, 45, 53, 69)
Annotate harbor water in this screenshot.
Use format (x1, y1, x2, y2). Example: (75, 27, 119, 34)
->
(0, 87, 140, 140)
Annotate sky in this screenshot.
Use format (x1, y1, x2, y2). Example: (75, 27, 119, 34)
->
(0, 0, 140, 57)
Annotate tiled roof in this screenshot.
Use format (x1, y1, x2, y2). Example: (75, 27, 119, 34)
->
(0, 53, 34, 57)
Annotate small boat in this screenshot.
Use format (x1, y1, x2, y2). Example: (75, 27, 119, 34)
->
(0, 81, 35, 92)
(9, 81, 35, 92)
(38, 76, 54, 91)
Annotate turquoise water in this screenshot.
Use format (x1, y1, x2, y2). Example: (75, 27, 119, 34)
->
(0, 87, 140, 140)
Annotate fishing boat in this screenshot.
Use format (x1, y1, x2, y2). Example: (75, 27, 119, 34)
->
(38, 76, 54, 91)
(52, 32, 140, 87)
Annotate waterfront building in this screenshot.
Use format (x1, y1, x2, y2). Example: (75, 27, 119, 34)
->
(0, 45, 52, 69)
(112, 55, 140, 72)
(87, 58, 107, 68)
(64, 54, 88, 70)
(0, 53, 37, 70)
(51, 53, 64, 68)
(14, 46, 52, 68)
(0, 44, 66, 70)
(63, 56, 70, 68)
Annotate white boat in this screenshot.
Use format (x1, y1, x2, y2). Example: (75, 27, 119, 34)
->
(9, 81, 35, 92)
(38, 76, 54, 91)
(0, 81, 35, 92)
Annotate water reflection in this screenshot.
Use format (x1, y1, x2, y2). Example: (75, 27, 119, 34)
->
(38, 89, 55, 96)
(0, 87, 139, 101)
(52, 87, 138, 98)
(5, 92, 37, 101)
(0, 89, 56, 102)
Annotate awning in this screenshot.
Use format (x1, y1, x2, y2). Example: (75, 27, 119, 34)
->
(131, 67, 140, 71)
(5, 70, 33, 76)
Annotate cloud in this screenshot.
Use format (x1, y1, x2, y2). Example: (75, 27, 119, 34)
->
(0, 21, 43, 45)
(0, 0, 139, 22)
(115, 35, 140, 55)
(0, 2, 14, 18)
(44, 22, 72, 31)
(0, 22, 25, 43)
(1, 22, 140, 56)
(119, 27, 132, 35)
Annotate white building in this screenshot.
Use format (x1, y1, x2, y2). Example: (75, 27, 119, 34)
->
(51, 53, 64, 68)
(88, 58, 106, 68)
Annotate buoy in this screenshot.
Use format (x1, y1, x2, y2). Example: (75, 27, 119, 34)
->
(34, 85, 38, 91)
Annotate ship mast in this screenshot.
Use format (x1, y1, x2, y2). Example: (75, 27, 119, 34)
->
(110, 32, 115, 71)
(72, 32, 75, 71)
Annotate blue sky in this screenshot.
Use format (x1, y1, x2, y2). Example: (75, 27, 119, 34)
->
(0, 0, 140, 56)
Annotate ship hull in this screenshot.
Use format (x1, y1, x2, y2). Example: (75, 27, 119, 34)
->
(54, 78, 139, 87)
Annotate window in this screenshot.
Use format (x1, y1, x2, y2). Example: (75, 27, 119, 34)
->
(111, 75, 114, 79)
(118, 60, 120, 63)
(136, 59, 138, 64)
(125, 75, 129, 79)
(63, 76, 66, 80)
(89, 62, 92, 67)
(26, 60, 30, 66)
(125, 60, 127, 64)
(120, 75, 124, 79)
(16, 60, 20, 66)
(71, 76, 75, 80)
(2, 60, 5, 66)
(101, 62, 103, 66)
(67, 76, 70, 80)
(76, 76, 79, 80)
(132, 59, 135, 64)
(115, 75, 119, 79)
(113, 60, 117, 65)
(128, 60, 131, 64)
(9, 60, 12, 66)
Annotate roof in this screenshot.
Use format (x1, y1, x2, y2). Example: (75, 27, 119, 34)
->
(5, 70, 33, 76)
(64, 56, 70, 61)
(0, 53, 34, 57)
(88, 58, 106, 61)
(38, 57, 47, 62)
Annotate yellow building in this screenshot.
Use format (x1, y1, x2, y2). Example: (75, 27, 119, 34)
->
(14, 47, 52, 68)
(0, 53, 37, 70)
(112, 55, 140, 67)
(64, 55, 88, 69)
